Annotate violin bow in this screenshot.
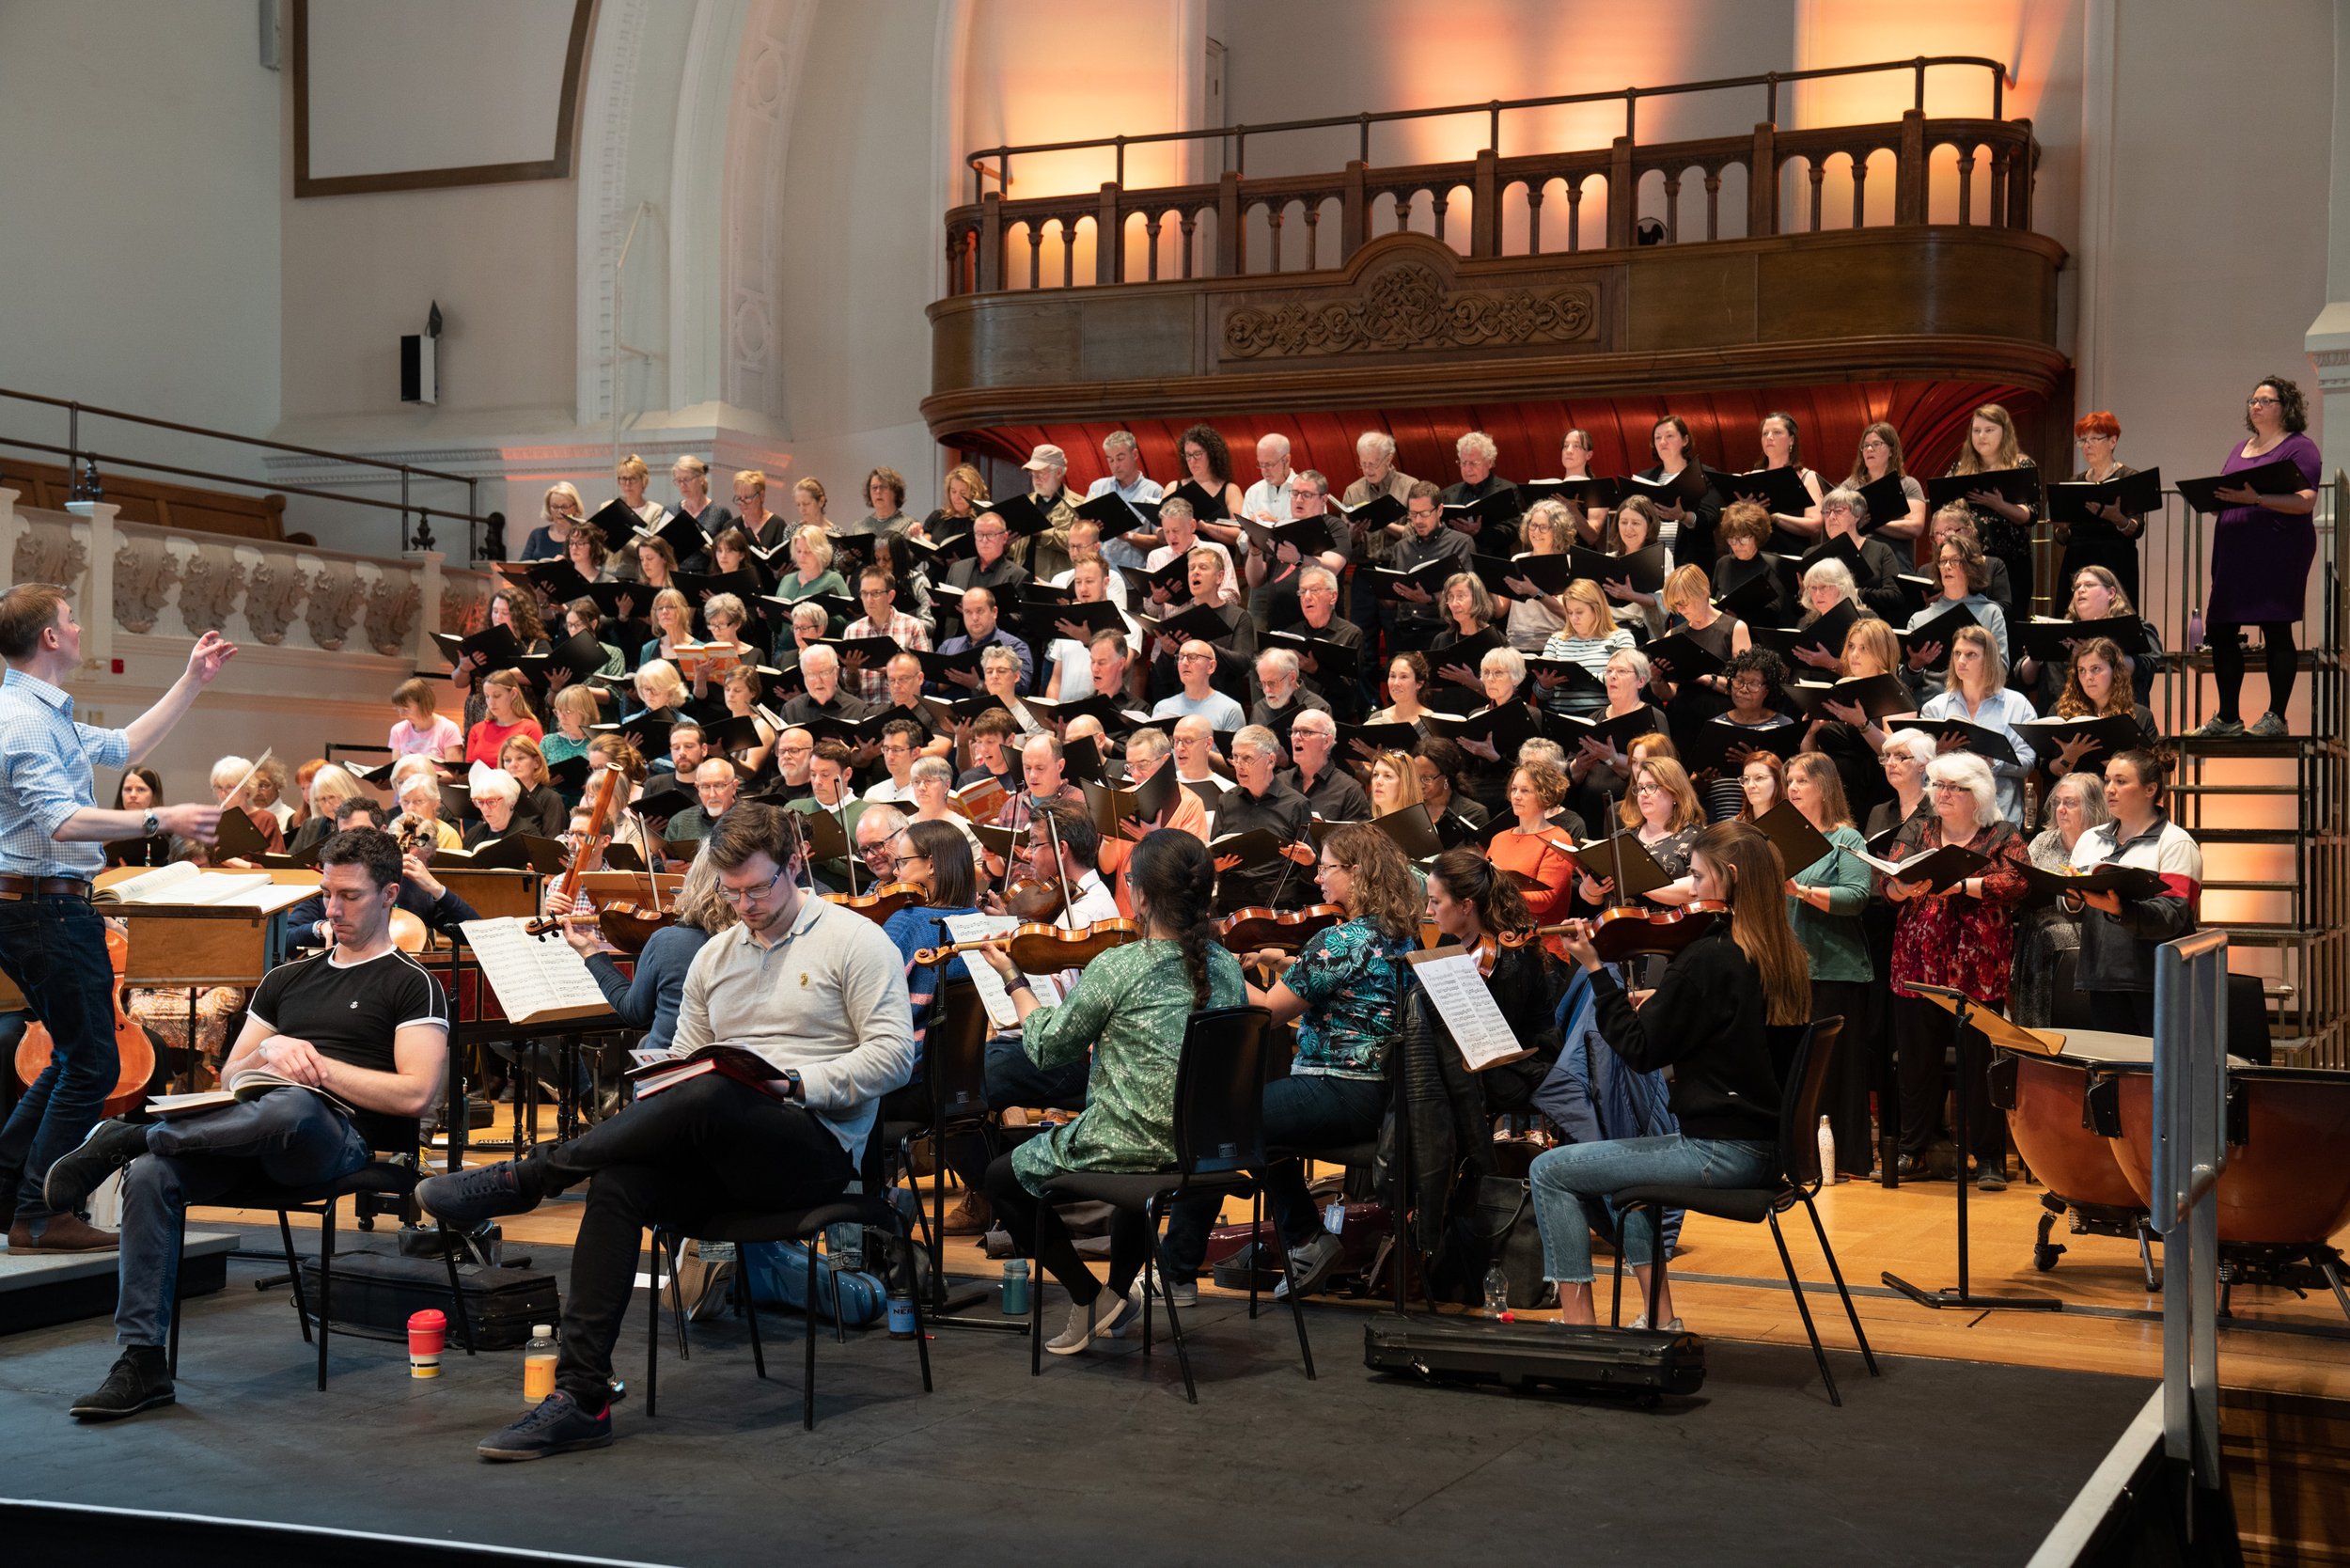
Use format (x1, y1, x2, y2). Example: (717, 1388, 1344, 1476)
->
(1040, 799, 1072, 931)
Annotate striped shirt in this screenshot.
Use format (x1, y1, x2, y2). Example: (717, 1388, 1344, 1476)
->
(1537, 627, 1635, 713)
(0, 667, 130, 879)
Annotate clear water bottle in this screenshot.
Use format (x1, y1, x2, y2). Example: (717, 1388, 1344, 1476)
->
(1482, 1264, 1511, 1317)
(523, 1324, 557, 1404)
(1817, 1115, 1837, 1183)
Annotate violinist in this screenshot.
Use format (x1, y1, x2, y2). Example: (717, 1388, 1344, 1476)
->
(1422, 849, 1568, 1113)
(1168, 823, 1421, 1305)
(1529, 823, 1805, 1332)
(555, 849, 734, 1057)
(1212, 727, 1315, 914)
(973, 830, 1245, 1355)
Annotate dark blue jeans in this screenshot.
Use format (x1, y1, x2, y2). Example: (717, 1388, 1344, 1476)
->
(0, 895, 124, 1226)
(1164, 1072, 1386, 1285)
(117, 1088, 372, 1346)
(983, 1036, 1089, 1114)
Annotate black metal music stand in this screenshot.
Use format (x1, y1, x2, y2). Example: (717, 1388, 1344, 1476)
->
(1881, 982, 2061, 1312)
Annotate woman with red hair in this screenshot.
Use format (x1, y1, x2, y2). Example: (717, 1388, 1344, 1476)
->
(2061, 410, 2148, 605)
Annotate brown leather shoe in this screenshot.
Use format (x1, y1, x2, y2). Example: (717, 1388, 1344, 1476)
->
(8, 1214, 120, 1252)
(941, 1191, 994, 1237)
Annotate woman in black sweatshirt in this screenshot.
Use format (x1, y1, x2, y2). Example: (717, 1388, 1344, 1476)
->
(1528, 821, 1810, 1330)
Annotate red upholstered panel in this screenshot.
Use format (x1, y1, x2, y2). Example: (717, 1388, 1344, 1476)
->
(953, 381, 2044, 519)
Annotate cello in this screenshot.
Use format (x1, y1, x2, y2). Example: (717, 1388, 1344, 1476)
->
(14, 924, 156, 1116)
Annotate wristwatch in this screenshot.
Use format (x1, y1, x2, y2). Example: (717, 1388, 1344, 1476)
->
(142, 809, 161, 837)
(782, 1068, 804, 1101)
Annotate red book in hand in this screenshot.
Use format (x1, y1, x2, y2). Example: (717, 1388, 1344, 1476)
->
(623, 1043, 788, 1100)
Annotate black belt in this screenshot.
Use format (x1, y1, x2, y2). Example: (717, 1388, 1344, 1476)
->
(0, 874, 93, 902)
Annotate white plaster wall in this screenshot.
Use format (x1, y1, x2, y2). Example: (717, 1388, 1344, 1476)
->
(0, 0, 281, 482)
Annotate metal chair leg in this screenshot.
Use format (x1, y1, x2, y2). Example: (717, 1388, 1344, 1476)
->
(1800, 1194, 1879, 1377)
(1248, 1185, 1262, 1321)
(802, 1236, 819, 1432)
(168, 1208, 186, 1376)
(645, 1232, 662, 1419)
(1028, 1202, 1046, 1376)
(901, 1227, 932, 1393)
(1147, 1202, 1198, 1404)
(1768, 1211, 1841, 1407)
(666, 1232, 690, 1359)
(316, 1200, 337, 1391)
(436, 1219, 478, 1354)
(1608, 1205, 1632, 1327)
(1270, 1189, 1317, 1382)
(279, 1210, 313, 1345)
(742, 1248, 768, 1381)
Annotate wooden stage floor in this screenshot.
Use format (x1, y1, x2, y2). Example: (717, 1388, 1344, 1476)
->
(203, 1102, 2350, 1401)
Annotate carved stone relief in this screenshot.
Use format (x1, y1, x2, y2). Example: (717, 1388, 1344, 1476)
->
(1221, 260, 1598, 359)
(243, 557, 310, 646)
(304, 563, 368, 652)
(113, 535, 178, 635)
(13, 521, 87, 596)
(365, 573, 420, 657)
(176, 545, 245, 638)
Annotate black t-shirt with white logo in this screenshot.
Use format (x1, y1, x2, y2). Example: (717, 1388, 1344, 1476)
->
(246, 948, 449, 1150)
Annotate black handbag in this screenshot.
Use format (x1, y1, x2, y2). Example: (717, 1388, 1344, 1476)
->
(1459, 1173, 1551, 1310)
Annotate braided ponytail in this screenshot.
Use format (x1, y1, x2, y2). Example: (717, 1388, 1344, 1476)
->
(1129, 828, 1220, 1010)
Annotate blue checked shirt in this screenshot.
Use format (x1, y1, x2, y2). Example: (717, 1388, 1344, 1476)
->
(0, 668, 131, 879)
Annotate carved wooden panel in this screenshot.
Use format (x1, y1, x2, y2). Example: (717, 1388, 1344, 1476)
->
(1222, 258, 1599, 361)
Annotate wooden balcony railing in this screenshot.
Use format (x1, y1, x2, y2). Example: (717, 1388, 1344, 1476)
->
(945, 56, 2036, 295)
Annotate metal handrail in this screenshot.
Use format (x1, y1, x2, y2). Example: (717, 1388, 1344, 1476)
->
(964, 54, 2014, 200)
(2151, 929, 2229, 1496)
(0, 384, 489, 555)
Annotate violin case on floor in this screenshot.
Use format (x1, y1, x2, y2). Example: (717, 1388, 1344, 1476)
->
(1363, 1312, 1705, 1400)
(294, 1248, 560, 1351)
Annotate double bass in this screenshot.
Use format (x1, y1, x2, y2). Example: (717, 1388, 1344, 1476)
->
(14, 925, 156, 1116)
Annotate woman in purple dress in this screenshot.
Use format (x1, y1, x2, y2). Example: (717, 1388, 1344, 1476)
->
(2189, 377, 2324, 740)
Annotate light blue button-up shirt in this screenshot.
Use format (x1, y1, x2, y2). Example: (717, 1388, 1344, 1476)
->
(0, 667, 130, 879)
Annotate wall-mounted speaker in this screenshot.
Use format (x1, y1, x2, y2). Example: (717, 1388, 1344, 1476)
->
(400, 335, 437, 405)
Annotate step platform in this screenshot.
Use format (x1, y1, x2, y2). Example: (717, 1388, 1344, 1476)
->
(0, 1231, 233, 1337)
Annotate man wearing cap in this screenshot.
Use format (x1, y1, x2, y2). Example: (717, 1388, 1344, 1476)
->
(1018, 444, 1082, 581)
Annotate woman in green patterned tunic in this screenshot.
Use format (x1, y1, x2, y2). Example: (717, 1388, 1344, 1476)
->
(976, 829, 1244, 1356)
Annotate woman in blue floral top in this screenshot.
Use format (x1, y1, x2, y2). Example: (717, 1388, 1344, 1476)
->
(1164, 822, 1424, 1302)
(975, 830, 1245, 1356)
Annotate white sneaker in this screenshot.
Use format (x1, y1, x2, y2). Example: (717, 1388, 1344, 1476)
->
(1629, 1314, 1685, 1332)
(1045, 1288, 1129, 1356)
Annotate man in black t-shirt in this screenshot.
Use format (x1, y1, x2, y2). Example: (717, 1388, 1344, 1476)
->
(49, 827, 449, 1422)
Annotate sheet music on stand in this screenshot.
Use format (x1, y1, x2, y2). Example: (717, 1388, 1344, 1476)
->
(940, 912, 1062, 1030)
(1405, 946, 1532, 1071)
(458, 917, 618, 1027)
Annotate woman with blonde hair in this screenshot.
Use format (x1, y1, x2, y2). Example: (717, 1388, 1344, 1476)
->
(1502, 499, 1574, 650)
(1366, 750, 1425, 818)
(287, 764, 367, 853)
(773, 524, 847, 614)
(464, 668, 542, 769)
(1536, 578, 1634, 717)
(640, 588, 696, 670)
(1650, 563, 1749, 718)
(614, 453, 665, 528)
(1576, 755, 1705, 910)
(1918, 623, 2037, 824)
(523, 481, 587, 561)
(1162, 822, 1423, 1302)
(917, 463, 990, 543)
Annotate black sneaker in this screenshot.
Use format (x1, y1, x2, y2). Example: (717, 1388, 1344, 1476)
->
(1976, 1164, 2009, 1193)
(416, 1160, 538, 1231)
(43, 1120, 151, 1215)
(478, 1391, 613, 1462)
(70, 1348, 174, 1421)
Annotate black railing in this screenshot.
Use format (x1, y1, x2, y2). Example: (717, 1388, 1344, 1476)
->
(0, 386, 495, 557)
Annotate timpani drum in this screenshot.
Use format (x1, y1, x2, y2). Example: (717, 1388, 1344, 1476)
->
(2107, 1062, 2350, 1247)
(1993, 1031, 2156, 1278)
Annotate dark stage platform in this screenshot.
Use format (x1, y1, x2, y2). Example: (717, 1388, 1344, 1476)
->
(0, 1233, 2150, 1566)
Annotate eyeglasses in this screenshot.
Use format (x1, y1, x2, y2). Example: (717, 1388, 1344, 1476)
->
(1633, 781, 1666, 796)
(2247, 396, 2280, 407)
(889, 855, 930, 873)
(1930, 781, 1970, 794)
(717, 870, 786, 904)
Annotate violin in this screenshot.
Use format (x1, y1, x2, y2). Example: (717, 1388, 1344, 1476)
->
(1000, 874, 1065, 922)
(912, 917, 1141, 973)
(15, 925, 156, 1115)
(1214, 903, 1344, 954)
(822, 881, 925, 927)
(595, 901, 677, 955)
(1581, 901, 1731, 962)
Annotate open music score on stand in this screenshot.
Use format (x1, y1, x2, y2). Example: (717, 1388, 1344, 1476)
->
(457, 918, 619, 1027)
(938, 913, 1064, 1028)
(1405, 948, 1532, 1071)
(1881, 983, 2065, 1314)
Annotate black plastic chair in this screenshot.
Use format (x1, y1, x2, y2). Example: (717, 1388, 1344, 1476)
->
(646, 1129, 933, 1431)
(168, 1148, 476, 1390)
(1608, 1016, 1881, 1407)
(1027, 1005, 1315, 1403)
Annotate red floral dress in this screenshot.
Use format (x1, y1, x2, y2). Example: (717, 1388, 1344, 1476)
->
(1888, 818, 2031, 1003)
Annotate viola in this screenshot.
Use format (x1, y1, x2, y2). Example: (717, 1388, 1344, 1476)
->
(1000, 875, 1065, 922)
(525, 765, 623, 937)
(1214, 903, 1344, 954)
(821, 881, 925, 927)
(595, 901, 677, 955)
(912, 917, 1141, 973)
(15, 925, 155, 1116)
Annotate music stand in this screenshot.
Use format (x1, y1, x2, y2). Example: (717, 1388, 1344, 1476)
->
(1881, 983, 2063, 1312)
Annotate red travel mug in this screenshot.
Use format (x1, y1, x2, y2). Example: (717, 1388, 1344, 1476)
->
(408, 1309, 447, 1378)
